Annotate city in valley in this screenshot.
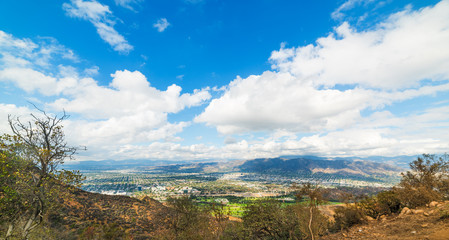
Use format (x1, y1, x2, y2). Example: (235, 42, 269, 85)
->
(66, 156, 404, 216)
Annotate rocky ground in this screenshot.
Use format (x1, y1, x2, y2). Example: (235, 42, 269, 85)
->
(321, 201, 449, 240)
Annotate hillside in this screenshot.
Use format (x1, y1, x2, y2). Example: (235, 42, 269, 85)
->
(46, 188, 174, 239)
(321, 201, 449, 240)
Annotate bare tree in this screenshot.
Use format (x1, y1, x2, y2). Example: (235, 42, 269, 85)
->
(1, 109, 83, 239)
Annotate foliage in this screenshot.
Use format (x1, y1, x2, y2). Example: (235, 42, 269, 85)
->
(359, 190, 402, 218)
(332, 204, 366, 231)
(164, 196, 212, 239)
(294, 183, 329, 240)
(242, 199, 303, 239)
(289, 204, 329, 239)
(0, 110, 84, 239)
(439, 210, 449, 220)
(395, 154, 449, 208)
(78, 223, 127, 240)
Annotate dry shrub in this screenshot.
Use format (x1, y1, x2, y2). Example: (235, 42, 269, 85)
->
(331, 205, 366, 231)
(359, 190, 402, 218)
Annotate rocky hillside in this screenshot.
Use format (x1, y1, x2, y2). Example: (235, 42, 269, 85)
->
(321, 201, 449, 240)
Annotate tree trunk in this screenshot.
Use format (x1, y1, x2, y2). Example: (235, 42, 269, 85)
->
(21, 205, 42, 240)
(5, 223, 14, 239)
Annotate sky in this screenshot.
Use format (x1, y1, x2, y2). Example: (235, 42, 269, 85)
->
(0, 0, 448, 162)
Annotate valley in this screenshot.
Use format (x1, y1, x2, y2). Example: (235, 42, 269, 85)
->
(67, 156, 404, 207)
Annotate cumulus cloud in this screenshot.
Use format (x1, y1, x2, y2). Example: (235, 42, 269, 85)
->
(93, 103, 449, 160)
(0, 30, 81, 95)
(0, 30, 211, 160)
(153, 18, 170, 32)
(196, 1, 449, 135)
(63, 0, 133, 53)
(48, 70, 211, 118)
(0, 104, 34, 135)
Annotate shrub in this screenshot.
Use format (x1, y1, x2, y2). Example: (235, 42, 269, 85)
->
(359, 191, 402, 218)
(332, 205, 366, 231)
(440, 210, 449, 220)
(289, 204, 329, 239)
(396, 154, 449, 208)
(242, 199, 302, 239)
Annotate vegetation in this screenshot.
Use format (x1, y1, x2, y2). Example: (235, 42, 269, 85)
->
(1, 109, 448, 239)
(0, 110, 84, 239)
(327, 153, 449, 231)
(394, 154, 449, 208)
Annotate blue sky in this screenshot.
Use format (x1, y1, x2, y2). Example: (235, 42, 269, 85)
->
(1, 0, 448, 161)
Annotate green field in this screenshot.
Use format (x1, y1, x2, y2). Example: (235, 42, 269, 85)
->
(189, 195, 342, 218)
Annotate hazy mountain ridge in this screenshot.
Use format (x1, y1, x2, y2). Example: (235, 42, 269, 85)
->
(66, 156, 404, 178)
(238, 157, 403, 177)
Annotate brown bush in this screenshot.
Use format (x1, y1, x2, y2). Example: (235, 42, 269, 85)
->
(359, 190, 402, 218)
(331, 205, 366, 231)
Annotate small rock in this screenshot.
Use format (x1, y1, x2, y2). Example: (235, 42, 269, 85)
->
(422, 224, 429, 228)
(413, 209, 424, 214)
(424, 212, 430, 216)
(400, 207, 411, 215)
(366, 216, 375, 221)
(358, 228, 363, 232)
(411, 231, 417, 234)
(429, 201, 438, 208)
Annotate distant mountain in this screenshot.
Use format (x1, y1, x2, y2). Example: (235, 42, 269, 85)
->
(64, 159, 199, 171)
(279, 155, 416, 168)
(239, 156, 403, 177)
(65, 156, 406, 181)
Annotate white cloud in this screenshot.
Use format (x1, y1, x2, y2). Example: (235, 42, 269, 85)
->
(114, 103, 449, 160)
(0, 104, 34, 135)
(114, 0, 141, 11)
(331, 0, 375, 20)
(153, 18, 170, 32)
(0, 31, 81, 95)
(271, 2, 449, 89)
(0, 68, 59, 95)
(46, 69, 211, 149)
(63, 0, 133, 54)
(0, 31, 78, 68)
(0, 30, 211, 160)
(196, 1, 449, 135)
(48, 70, 210, 117)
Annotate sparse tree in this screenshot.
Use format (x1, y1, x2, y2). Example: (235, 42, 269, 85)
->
(0, 109, 84, 239)
(295, 183, 328, 240)
(165, 196, 211, 239)
(243, 198, 301, 239)
(395, 154, 449, 207)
